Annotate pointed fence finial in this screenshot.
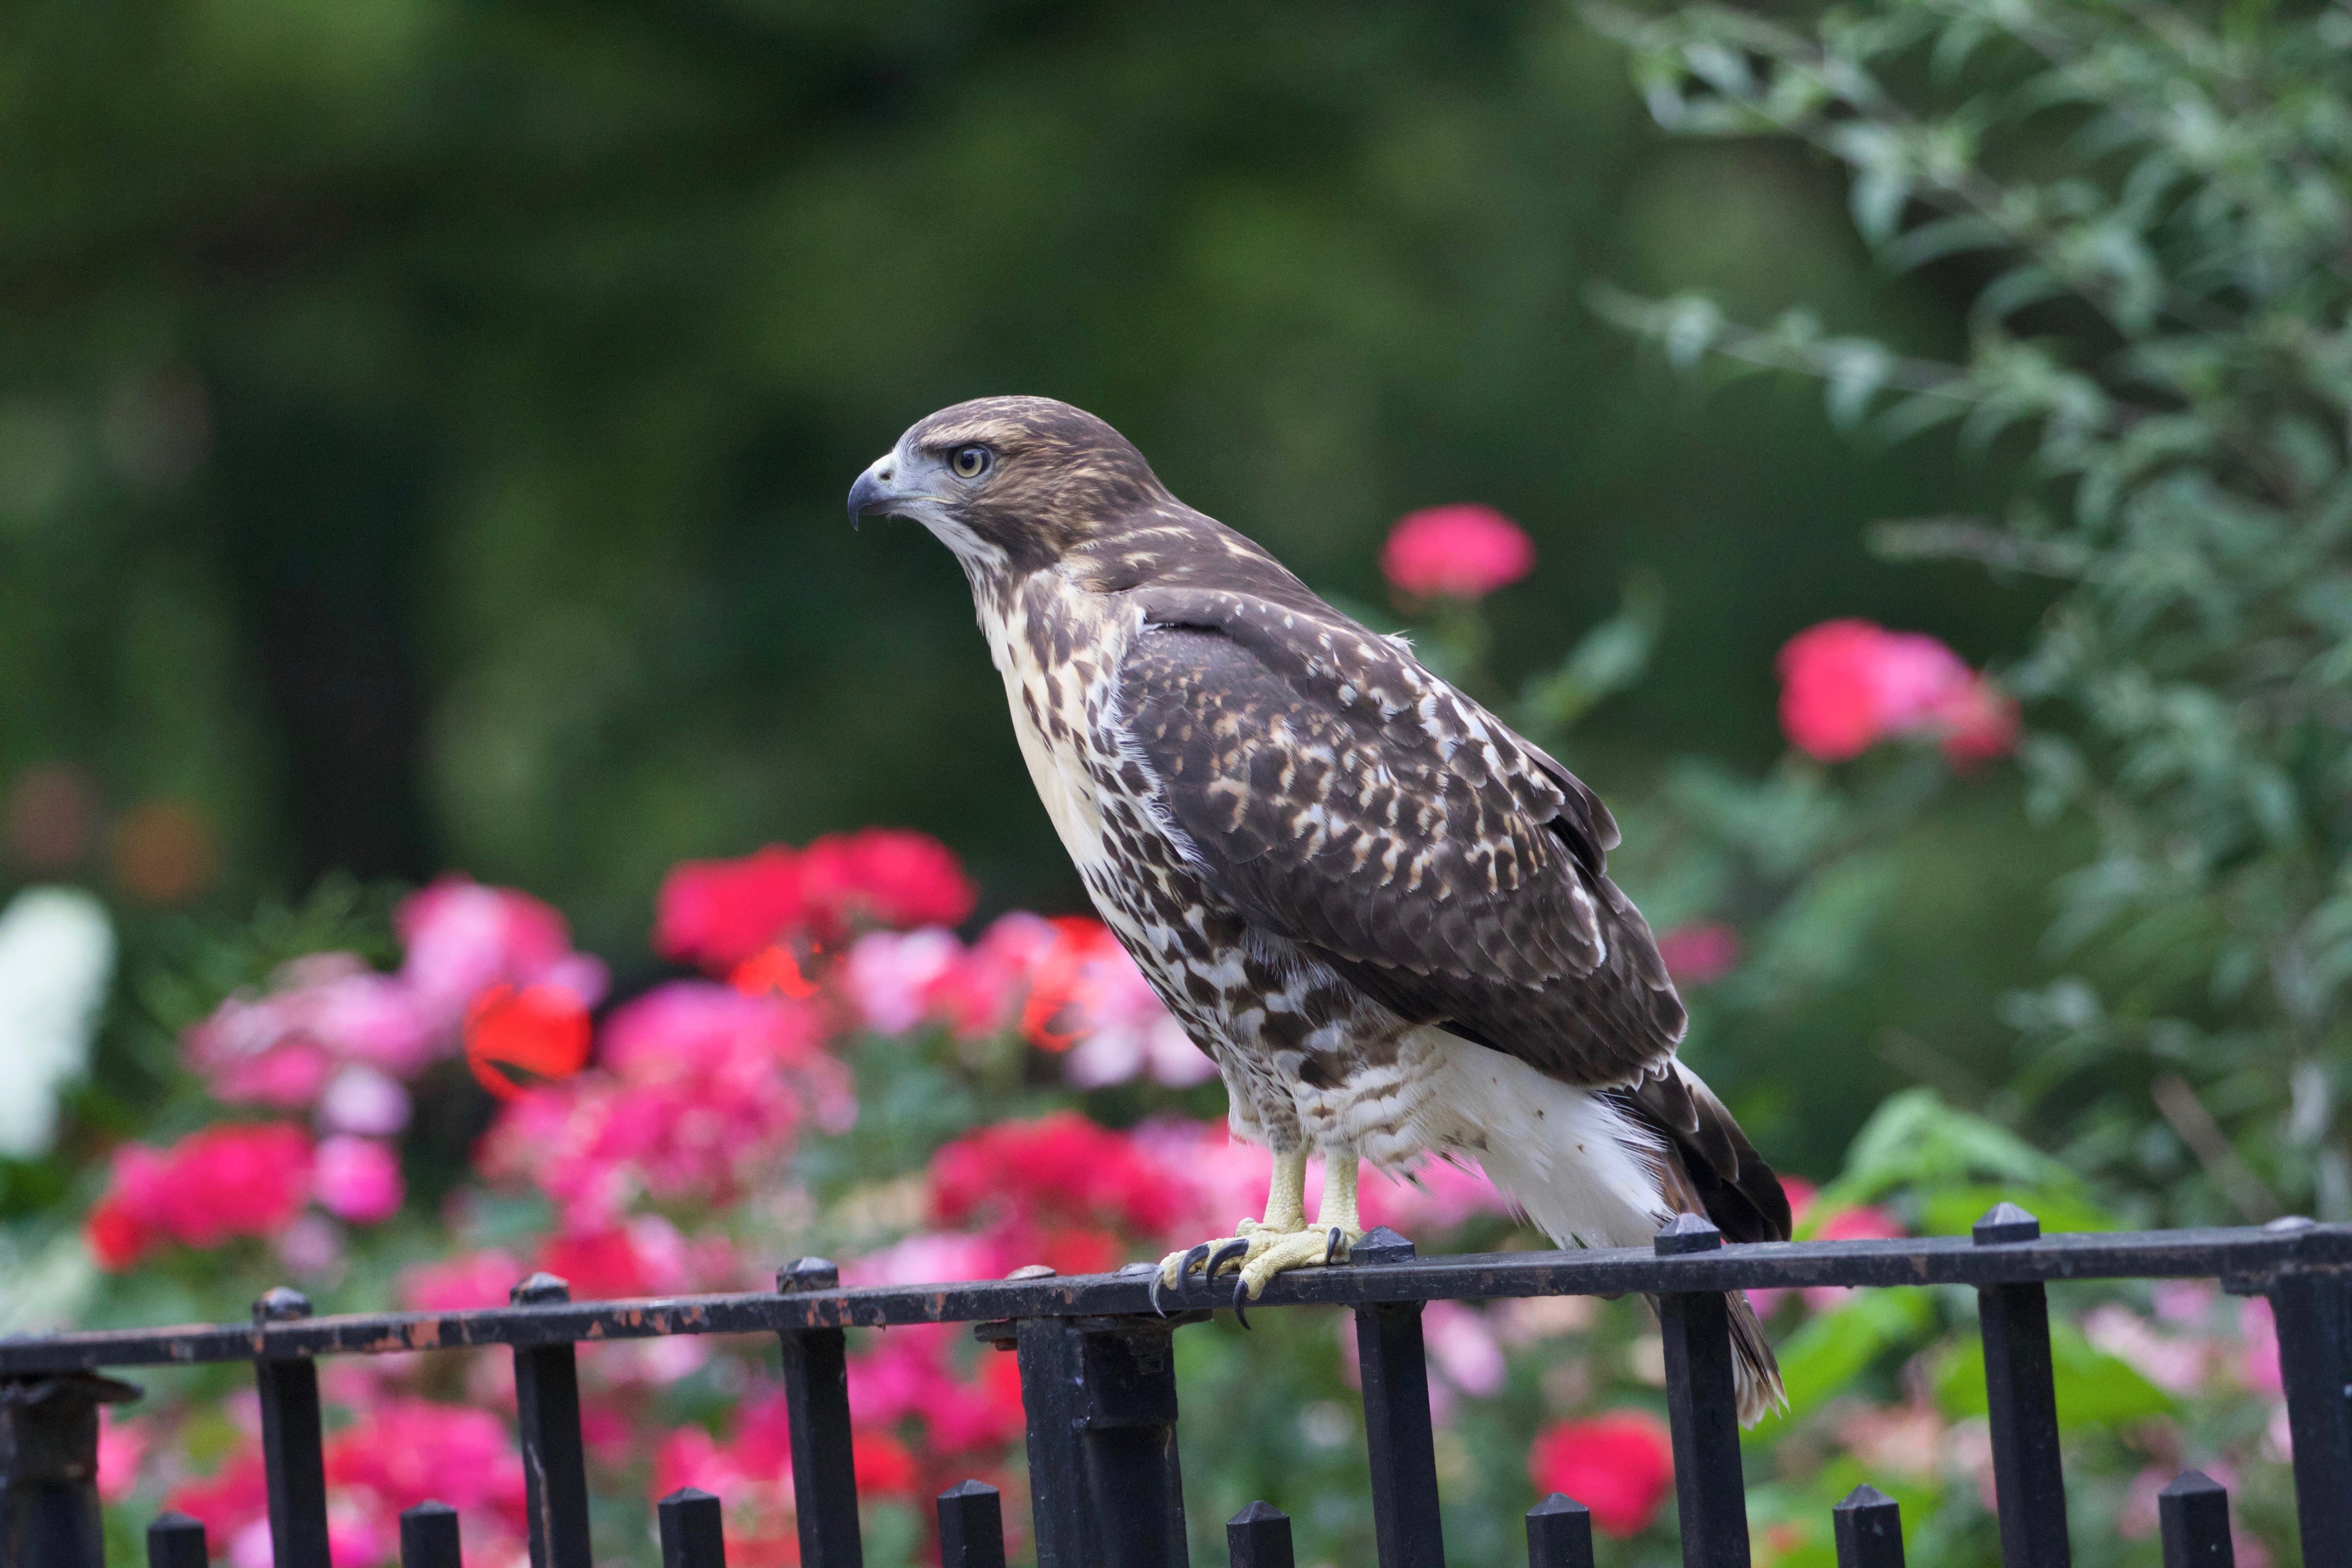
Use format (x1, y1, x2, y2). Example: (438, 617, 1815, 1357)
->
(252, 1286, 313, 1323)
(1228, 1501, 1296, 1568)
(1525, 1493, 1595, 1568)
(937, 1480, 1008, 1568)
(658, 1487, 727, 1568)
(1831, 1484, 1905, 1567)
(1348, 1227, 1415, 1264)
(1654, 1212, 1723, 1255)
(510, 1271, 571, 1305)
(776, 1257, 839, 1292)
(146, 1512, 208, 1568)
(1972, 1202, 2041, 1245)
(398, 1501, 461, 1568)
(2158, 1470, 2234, 1568)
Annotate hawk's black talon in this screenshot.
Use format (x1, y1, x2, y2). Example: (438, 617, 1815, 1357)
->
(1178, 1243, 1212, 1290)
(1324, 1227, 1344, 1265)
(1230, 1276, 1252, 1329)
(1206, 1238, 1250, 1279)
(1148, 1271, 1167, 1317)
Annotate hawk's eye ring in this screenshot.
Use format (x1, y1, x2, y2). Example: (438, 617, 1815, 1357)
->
(950, 445, 992, 480)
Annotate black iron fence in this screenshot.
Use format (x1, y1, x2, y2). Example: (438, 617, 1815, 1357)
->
(3, 1205, 2346, 1568)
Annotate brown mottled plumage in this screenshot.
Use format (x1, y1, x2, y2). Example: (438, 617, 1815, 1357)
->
(850, 395, 1790, 1419)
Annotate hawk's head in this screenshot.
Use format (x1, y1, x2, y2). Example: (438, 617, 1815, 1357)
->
(847, 396, 1171, 575)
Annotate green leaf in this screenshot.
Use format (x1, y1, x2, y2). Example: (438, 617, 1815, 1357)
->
(1813, 1090, 2094, 1214)
(1749, 1288, 1939, 1436)
(1513, 572, 1663, 737)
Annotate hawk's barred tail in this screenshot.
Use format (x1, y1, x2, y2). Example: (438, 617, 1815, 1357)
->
(1635, 1283, 1783, 1427)
(1625, 1064, 1792, 1426)
(1726, 1286, 1787, 1426)
(1638, 1281, 1785, 1425)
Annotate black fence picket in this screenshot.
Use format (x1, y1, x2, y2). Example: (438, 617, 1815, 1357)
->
(145, 1512, 205, 1568)
(2157, 1471, 2233, 1568)
(398, 1501, 461, 1568)
(508, 1273, 593, 1568)
(1227, 1501, 1295, 1568)
(2269, 1257, 2352, 1568)
(1524, 1494, 1593, 1568)
(251, 1288, 331, 1568)
(3, 1213, 2343, 1568)
(776, 1256, 865, 1568)
(937, 1479, 1009, 1568)
(1654, 1215, 1749, 1568)
(1830, 1485, 1903, 1568)
(658, 1487, 728, 1568)
(1349, 1227, 1445, 1568)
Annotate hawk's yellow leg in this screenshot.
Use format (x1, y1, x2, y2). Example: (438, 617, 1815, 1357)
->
(1151, 1149, 1365, 1317)
(1237, 1152, 1361, 1299)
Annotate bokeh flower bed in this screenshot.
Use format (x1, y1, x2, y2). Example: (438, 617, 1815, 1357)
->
(24, 508, 2295, 1567)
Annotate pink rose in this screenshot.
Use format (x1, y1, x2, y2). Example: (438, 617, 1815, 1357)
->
(1380, 505, 1536, 600)
(313, 1135, 404, 1225)
(1776, 619, 2016, 765)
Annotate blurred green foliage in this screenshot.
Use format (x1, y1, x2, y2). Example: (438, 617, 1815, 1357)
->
(1599, 0, 2352, 1222)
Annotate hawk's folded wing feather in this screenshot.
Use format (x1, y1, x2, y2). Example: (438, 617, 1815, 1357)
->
(1118, 588, 1685, 1094)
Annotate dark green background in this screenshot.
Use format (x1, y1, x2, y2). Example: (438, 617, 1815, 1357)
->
(0, 0, 2055, 1174)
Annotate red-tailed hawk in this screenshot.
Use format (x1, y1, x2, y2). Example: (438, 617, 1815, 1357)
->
(850, 396, 1790, 1420)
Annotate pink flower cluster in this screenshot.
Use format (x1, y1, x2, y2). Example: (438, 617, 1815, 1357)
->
(928, 1111, 1195, 1276)
(656, 829, 978, 974)
(168, 1399, 527, 1568)
(121, 878, 606, 1269)
(848, 1322, 1026, 1463)
(1776, 619, 2017, 766)
(844, 914, 1216, 1087)
(396, 1219, 739, 1317)
(1379, 505, 1537, 600)
(86, 1123, 314, 1270)
(176, 877, 606, 1225)
(478, 983, 848, 1233)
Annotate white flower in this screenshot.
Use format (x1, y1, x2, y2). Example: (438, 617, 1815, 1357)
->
(0, 887, 114, 1158)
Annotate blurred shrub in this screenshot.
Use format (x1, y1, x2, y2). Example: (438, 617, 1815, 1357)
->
(1591, 0, 2352, 1225)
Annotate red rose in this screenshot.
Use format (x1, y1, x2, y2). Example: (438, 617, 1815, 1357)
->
(1528, 1409, 1676, 1537)
(655, 846, 807, 973)
(799, 828, 977, 934)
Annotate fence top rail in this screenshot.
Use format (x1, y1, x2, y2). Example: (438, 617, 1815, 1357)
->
(3, 1218, 2344, 1376)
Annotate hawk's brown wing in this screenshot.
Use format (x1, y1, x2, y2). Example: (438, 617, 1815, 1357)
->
(1118, 588, 1786, 1242)
(1120, 587, 1682, 1089)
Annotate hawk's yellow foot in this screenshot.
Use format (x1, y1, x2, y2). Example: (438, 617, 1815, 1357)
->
(1235, 1225, 1363, 1300)
(1150, 1145, 1310, 1314)
(1148, 1150, 1363, 1326)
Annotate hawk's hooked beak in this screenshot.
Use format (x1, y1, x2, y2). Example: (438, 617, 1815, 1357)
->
(847, 460, 903, 530)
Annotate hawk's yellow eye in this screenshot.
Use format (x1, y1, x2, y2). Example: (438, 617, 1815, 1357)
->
(950, 445, 991, 480)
